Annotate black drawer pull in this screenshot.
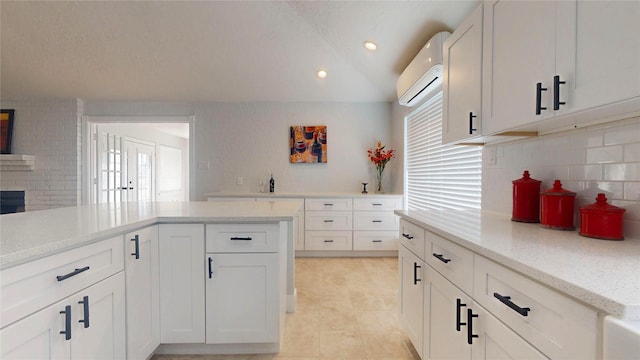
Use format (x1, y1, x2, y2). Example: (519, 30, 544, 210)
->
(57, 266, 90, 282)
(230, 236, 252, 241)
(456, 298, 467, 331)
(432, 253, 451, 264)
(467, 308, 479, 344)
(372, 220, 383, 223)
(494, 292, 531, 317)
(131, 234, 140, 259)
(372, 203, 383, 206)
(78, 295, 90, 328)
(323, 219, 334, 223)
(208, 257, 214, 278)
(60, 305, 72, 340)
(402, 233, 414, 240)
(323, 203, 334, 206)
(553, 75, 566, 110)
(413, 262, 422, 285)
(323, 239, 334, 243)
(536, 82, 548, 115)
(372, 240, 383, 243)
(469, 112, 477, 134)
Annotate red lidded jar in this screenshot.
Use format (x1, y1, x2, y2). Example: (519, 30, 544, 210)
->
(540, 180, 576, 230)
(579, 193, 625, 240)
(512, 170, 541, 223)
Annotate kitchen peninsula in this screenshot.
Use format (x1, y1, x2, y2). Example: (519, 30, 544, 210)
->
(0, 200, 302, 358)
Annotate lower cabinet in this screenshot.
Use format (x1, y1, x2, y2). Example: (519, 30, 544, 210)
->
(399, 245, 425, 356)
(205, 253, 279, 344)
(0, 272, 126, 360)
(125, 226, 160, 359)
(158, 224, 205, 343)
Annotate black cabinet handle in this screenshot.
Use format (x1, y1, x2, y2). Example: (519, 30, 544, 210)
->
(468, 112, 477, 134)
(467, 309, 479, 344)
(323, 219, 334, 223)
(402, 233, 414, 240)
(372, 220, 383, 223)
(553, 75, 566, 110)
(323, 239, 334, 243)
(323, 203, 334, 206)
(372, 203, 383, 206)
(493, 292, 531, 316)
(208, 257, 213, 279)
(536, 82, 548, 115)
(413, 262, 422, 285)
(432, 253, 451, 264)
(456, 298, 467, 331)
(57, 266, 90, 282)
(60, 305, 72, 340)
(131, 234, 140, 259)
(78, 295, 90, 328)
(372, 240, 383, 243)
(230, 236, 252, 241)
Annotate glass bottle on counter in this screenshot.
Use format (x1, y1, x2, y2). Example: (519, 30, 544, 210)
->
(269, 174, 275, 193)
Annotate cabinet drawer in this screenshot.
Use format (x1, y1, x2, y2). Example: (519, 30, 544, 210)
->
(425, 231, 473, 294)
(305, 231, 352, 251)
(305, 211, 352, 231)
(353, 197, 401, 211)
(206, 223, 279, 253)
(353, 231, 398, 251)
(399, 219, 426, 261)
(0, 236, 124, 328)
(353, 211, 399, 231)
(305, 198, 352, 211)
(473, 255, 598, 360)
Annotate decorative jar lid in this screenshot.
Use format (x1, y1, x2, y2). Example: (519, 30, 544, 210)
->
(512, 170, 541, 185)
(580, 193, 626, 214)
(541, 180, 575, 196)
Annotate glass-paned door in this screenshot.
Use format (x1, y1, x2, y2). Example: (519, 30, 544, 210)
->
(97, 132, 124, 204)
(123, 140, 155, 202)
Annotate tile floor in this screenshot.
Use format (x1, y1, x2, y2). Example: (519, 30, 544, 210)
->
(154, 257, 420, 360)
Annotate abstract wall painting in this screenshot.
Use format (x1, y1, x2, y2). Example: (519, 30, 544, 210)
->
(289, 126, 327, 163)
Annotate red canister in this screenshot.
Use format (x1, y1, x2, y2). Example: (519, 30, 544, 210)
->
(579, 193, 625, 240)
(540, 180, 576, 230)
(512, 170, 541, 223)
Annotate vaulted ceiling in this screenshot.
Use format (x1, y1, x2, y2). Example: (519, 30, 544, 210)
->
(1, 1, 478, 103)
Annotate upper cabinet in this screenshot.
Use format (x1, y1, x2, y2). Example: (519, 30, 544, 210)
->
(482, 0, 640, 136)
(442, 5, 484, 145)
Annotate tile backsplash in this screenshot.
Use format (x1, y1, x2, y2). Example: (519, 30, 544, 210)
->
(482, 116, 640, 239)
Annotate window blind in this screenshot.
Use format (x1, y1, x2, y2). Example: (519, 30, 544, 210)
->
(405, 92, 482, 210)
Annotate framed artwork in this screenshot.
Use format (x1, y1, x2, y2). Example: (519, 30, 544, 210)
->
(1, 109, 15, 154)
(289, 125, 327, 163)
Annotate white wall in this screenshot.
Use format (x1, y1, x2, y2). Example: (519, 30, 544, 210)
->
(192, 102, 393, 197)
(483, 117, 640, 238)
(0, 99, 82, 210)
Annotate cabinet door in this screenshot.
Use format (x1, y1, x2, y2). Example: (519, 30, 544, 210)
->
(205, 253, 279, 344)
(556, 0, 640, 115)
(483, 0, 557, 134)
(442, 4, 483, 144)
(0, 300, 70, 359)
(70, 272, 126, 360)
(424, 268, 472, 360)
(159, 224, 205, 343)
(125, 226, 160, 359)
(471, 304, 547, 360)
(399, 245, 424, 357)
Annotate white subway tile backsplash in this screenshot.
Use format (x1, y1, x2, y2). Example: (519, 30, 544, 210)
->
(604, 163, 640, 181)
(604, 121, 640, 145)
(586, 145, 624, 164)
(570, 130, 603, 148)
(624, 143, 640, 162)
(625, 182, 640, 201)
(568, 164, 602, 180)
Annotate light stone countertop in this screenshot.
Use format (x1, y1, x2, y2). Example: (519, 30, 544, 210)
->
(395, 209, 640, 321)
(204, 192, 403, 199)
(0, 200, 303, 269)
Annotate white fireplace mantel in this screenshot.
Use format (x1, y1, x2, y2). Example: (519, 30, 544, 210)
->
(0, 155, 35, 171)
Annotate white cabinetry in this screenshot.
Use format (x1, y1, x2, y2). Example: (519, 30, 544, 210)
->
(442, 4, 484, 145)
(353, 198, 401, 251)
(125, 226, 160, 359)
(158, 224, 205, 343)
(305, 198, 353, 251)
(0, 237, 126, 360)
(205, 223, 283, 345)
(398, 217, 598, 360)
(483, 0, 640, 136)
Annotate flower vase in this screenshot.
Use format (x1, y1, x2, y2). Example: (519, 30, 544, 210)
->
(376, 167, 385, 193)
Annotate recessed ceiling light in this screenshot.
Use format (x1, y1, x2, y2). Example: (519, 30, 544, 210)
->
(364, 41, 377, 51)
(317, 69, 328, 79)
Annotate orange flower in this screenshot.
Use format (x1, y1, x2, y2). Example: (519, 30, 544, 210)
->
(367, 140, 395, 170)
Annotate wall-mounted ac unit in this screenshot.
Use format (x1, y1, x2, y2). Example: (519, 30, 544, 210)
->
(396, 31, 450, 107)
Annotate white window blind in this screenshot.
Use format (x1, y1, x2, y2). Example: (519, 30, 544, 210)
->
(405, 92, 482, 210)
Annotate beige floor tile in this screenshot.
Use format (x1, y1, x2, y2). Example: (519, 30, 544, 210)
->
(361, 332, 416, 359)
(350, 289, 398, 311)
(355, 310, 402, 338)
(319, 329, 367, 359)
(318, 306, 359, 331)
